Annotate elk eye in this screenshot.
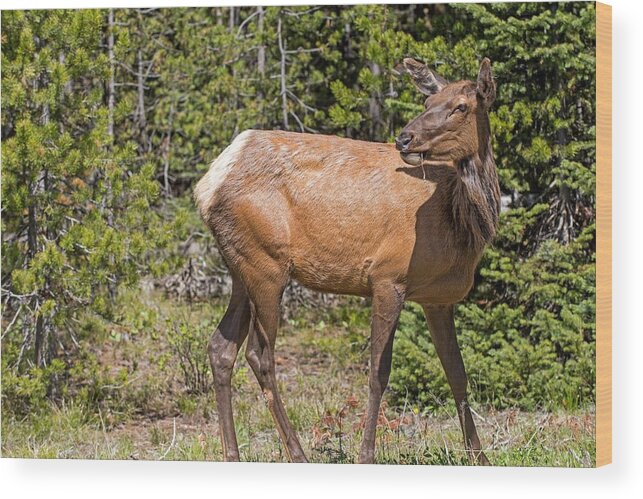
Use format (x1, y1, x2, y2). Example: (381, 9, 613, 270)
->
(454, 103, 467, 113)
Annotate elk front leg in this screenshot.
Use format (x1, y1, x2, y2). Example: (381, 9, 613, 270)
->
(423, 304, 490, 465)
(358, 283, 405, 464)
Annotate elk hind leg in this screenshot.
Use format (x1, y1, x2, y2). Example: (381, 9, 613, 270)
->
(244, 280, 307, 463)
(209, 276, 252, 461)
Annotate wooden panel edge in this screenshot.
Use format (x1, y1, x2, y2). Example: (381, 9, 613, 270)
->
(595, 1, 612, 468)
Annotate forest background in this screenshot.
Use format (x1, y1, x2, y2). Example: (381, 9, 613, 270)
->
(1, 2, 597, 465)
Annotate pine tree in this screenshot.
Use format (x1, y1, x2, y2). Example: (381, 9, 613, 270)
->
(1, 4, 598, 411)
(388, 3, 597, 410)
(1, 10, 179, 370)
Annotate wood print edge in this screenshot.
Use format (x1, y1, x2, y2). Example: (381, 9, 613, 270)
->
(595, 0, 612, 468)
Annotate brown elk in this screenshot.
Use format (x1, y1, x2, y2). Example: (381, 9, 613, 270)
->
(194, 58, 499, 465)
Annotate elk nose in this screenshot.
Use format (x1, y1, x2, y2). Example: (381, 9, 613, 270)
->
(395, 132, 414, 151)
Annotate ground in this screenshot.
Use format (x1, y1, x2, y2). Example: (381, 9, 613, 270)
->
(1, 292, 595, 466)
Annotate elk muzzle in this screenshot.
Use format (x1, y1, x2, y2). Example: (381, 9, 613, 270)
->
(396, 131, 424, 167)
(395, 131, 414, 152)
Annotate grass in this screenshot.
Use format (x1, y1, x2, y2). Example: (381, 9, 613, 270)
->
(1, 397, 596, 466)
(1, 291, 596, 466)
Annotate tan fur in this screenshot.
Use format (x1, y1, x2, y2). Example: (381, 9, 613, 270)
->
(200, 131, 486, 303)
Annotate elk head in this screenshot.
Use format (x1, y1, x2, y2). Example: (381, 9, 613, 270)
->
(395, 58, 496, 167)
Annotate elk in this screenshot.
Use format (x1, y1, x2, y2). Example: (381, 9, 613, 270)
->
(194, 58, 499, 465)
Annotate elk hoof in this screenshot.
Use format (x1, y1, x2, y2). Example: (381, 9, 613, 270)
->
(476, 451, 491, 466)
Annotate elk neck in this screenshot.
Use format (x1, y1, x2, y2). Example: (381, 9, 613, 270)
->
(447, 130, 501, 254)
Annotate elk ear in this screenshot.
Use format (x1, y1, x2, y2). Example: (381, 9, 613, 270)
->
(476, 58, 496, 108)
(395, 57, 447, 96)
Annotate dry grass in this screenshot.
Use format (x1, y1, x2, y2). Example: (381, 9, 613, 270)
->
(1, 293, 595, 467)
(1, 398, 595, 466)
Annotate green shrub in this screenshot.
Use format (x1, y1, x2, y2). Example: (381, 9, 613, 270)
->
(166, 315, 217, 395)
(1, 359, 66, 417)
(390, 227, 595, 412)
(389, 305, 453, 413)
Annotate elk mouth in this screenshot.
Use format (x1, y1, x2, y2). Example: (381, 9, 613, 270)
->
(399, 151, 424, 167)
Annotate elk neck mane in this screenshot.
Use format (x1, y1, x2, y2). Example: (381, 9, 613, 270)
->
(447, 129, 500, 254)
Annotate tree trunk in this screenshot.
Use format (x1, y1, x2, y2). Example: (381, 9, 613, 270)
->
(136, 48, 148, 145)
(257, 7, 265, 78)
(344, 21, 353, 58)
(164, 101, 175, 197)
(28, 179, 45, 367)
(228, 6, 236, 32)
(105, 9, 115, 228)
(32, 104, 50, 367)
(229, 7, 240, 136)
(278, 16, 289, 130)
(368, 62, 381, 140)
(107, 9, 115, 141)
